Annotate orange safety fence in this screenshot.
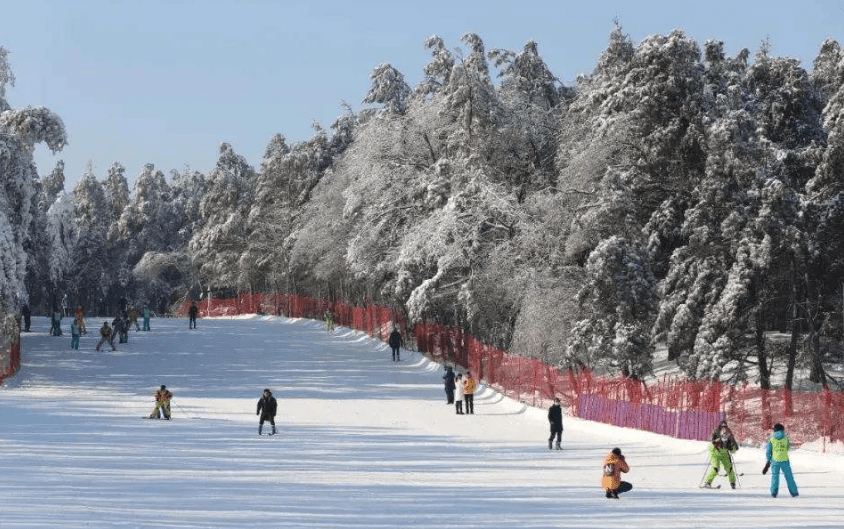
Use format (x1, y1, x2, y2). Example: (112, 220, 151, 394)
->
(175, 293, 844, 450)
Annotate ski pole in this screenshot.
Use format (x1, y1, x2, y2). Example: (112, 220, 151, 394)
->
(729, 453, 742, 488)
(173, 401, 194, 420)
(699, 457, 713, 487)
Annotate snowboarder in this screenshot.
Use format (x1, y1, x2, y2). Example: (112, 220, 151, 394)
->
(189, 301, 199, 329)
(548, 397, 563, 450)
(463, 371, 477, 414)
(142, 307, 151, 331)
(602, 447, 631, 498)
(256, 388, 277, 435)
(149, 385, 172, 419)
(765, 423, 799, 498)
(443, 365, 456, 404)
(70, 317, 81, 350)
(454, 373, 464, 414)
(702, 435, 738, 489)
(95, 321, 115, 352)
(389, 326, 403, 361)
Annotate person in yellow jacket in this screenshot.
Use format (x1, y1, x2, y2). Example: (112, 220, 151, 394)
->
(602, 447, 631, 498)
(149, 385, 172, 419)
(463, 371, 477, 414)
(766, 423, 799, 497)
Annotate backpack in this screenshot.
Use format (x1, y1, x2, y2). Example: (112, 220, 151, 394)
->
(604, 463, 615, 476)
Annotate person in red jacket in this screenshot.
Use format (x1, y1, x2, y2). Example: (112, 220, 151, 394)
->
(601, 447, 631, 498)
(149, 385, 172, 419)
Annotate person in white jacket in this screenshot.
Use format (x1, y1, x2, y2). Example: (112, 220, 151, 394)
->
(454, 373, 465, 414)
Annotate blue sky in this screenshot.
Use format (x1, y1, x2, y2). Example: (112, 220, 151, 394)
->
(3, 0, 842, 189)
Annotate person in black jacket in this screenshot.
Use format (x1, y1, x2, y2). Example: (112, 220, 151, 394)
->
(256, 388, 278, 435)
(388, 326, 403, 361)
(548, 397, 563, 450)
(21, 304, 31, 332)
(443, 365, 456, 404)
(188, 302, 199, 329)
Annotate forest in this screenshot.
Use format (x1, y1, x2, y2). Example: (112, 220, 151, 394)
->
(3, 25, 844, 391)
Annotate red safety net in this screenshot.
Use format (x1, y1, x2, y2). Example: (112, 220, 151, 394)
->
(175, 293, 844, 450)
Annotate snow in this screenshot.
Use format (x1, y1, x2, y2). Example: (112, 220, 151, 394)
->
(2, 316, 843, 528)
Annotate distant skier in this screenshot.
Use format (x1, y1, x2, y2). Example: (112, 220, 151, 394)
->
(389, 326, 403, 361)
(548, 397, 563, 450)
(142, 307, 151, 331)
(149, 385, 172, 419)
(256, 388, 277, 435)
(454, 373, 464, 414)
(602, 447, 631, 499)
(128, 307, 140, 331)
(324, 309, 334, 332)
(95, 321, 115, 352)
(765, 423, 799, 498)
(51, 309, 63, 336)
(443, 365, 455, 403)
(70, 317, 81, 350)
(463, 371, 477, 414)
(189, 301, 199, 329)
(21, 303, 31, 332)
(702, 435, 738, 489)
(75, 305, 87, 335)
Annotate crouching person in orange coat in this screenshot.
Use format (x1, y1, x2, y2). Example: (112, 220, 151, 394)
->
(602, 447, 631, 498)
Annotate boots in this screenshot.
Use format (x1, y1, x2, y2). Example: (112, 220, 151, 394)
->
(258, 424, 263, 435)
(548, 440, 553, 450)
(555, 442, 562, 450)
(271, 425, 276, 436)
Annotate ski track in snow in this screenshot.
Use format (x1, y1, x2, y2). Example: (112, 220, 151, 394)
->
(1, 316, 843, 528)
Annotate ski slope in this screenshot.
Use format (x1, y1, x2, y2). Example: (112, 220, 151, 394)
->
(1, 315, 843, 528)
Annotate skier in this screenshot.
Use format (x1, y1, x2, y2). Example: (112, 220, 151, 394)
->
(51, 309, 63, 336)
(602, 447, 631, 499)
(548, 397, 563, 450)
(70, 317, 81, 350)
(112, 316, 126, 345)
(21, 303, 31, 332)
(454, 373, 464, 414)
(463, 371, 477, 414)
(702, 435, 738, 489)
(389, 326, 403, 361)
(142, 307, 151, 331)
(95, 321, 115, 352)
(765, 423, 799, 498)
(443, 365, 456, 404)
(75, 305, 87, 335)
(149, 385, 172, 419)
(189, 301, 199, 329)
(324, 309, 334, 332)
(128, 307, 140, 331)
(256, 388, 278, 435)
(711, 419, 739, 451)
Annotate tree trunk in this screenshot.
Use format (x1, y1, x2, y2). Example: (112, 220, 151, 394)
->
(757, 316, 770, 390)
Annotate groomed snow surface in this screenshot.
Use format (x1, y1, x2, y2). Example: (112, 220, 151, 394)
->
(2, 316, 843, 528)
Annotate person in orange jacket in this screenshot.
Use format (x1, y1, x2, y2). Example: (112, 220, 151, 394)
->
(602, 447, 631, 498)
(463, 371, 477, 414)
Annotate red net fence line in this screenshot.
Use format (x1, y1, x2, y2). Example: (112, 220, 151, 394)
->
(174, 293, 844, 451)
(0, 312, 21, 385)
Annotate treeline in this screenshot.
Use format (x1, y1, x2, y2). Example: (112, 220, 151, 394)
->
(4, 26, 844, 390)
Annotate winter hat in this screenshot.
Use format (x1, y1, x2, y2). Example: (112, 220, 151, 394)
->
(160, 385, 166, 390)
(774, 423, 785, 432)
(611, 447, 622, 456)
(263, 388, 271, 394)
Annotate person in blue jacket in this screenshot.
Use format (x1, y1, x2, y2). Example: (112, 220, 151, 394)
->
(765, 423, 799, 498)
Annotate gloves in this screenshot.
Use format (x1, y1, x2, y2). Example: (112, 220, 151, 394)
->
(762, 460, 771, 475)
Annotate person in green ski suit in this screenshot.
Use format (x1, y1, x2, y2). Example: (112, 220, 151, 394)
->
(703, 436, 738, 489)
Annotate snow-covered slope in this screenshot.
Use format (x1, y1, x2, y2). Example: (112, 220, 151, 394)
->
(1, 316, 842, 528)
